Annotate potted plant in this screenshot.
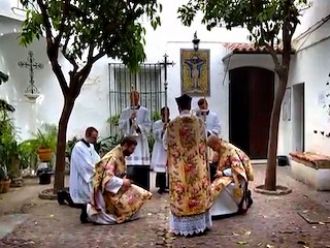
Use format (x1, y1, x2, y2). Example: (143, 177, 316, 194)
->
(34, 124, 57, 162)
(107, 114, 120, 127)
(0, 165, 11, 193)
(18, 139, 39, 177)
(33, 124, 57, 184)
(0, 108, 17, 182)
(66, 136, 79, 160)
(95, 134, 122, 157)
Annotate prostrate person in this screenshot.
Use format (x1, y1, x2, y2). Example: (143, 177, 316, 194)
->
(207, 135, 254, 217)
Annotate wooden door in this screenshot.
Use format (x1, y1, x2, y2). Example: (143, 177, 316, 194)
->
(229, 67, 274, 159)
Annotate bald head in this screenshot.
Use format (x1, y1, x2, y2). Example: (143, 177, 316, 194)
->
(207, 135, 222, 151)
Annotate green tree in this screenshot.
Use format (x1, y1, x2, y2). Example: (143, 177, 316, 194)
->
(19, 0, 162, 192)
(179, 0, 307, 191)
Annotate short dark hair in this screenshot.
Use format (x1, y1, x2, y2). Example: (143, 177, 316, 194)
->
(161, 107, 169, 114)
(198, 98, 207, 106)
(179, 102, 191, 111)
(85, 127, 98, 137)
(121, 136, 138, 146)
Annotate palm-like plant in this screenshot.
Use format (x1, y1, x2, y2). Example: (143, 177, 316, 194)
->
(34, 124, 58, 151)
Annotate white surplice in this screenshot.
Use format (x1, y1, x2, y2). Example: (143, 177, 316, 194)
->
(87, 176, 124, 224)
(119, 106, 151, 166)
(196, 110, 221, 136)
(69, 140, 100, 204)
(151, 120, 167, 173)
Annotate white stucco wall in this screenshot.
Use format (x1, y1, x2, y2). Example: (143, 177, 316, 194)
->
(0, 33, 111, 140)
(0, 0, 252, 141)
(2, 0, 329, 158)
(278, 0, 330, 156)
(0, 33, 57, 140)
(282, 37, 330, 156)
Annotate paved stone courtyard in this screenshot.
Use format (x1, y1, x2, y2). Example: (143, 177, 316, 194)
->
(0, 165, 330, 248)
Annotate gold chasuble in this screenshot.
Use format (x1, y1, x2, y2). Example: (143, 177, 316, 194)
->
(167, 115, 211, 217)
(90, 145, 152, 224)
(210, 141, 254, 201)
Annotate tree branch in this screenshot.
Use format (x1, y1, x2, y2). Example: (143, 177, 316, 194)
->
(50, 61, 70, 97)
(54, 0, 70, 46)
(37, 0, 69, 96)
(36, 0, 53, 42)
(265, 43, 281, 71)
(91, 51, 106, 64)
(62, 34, 79, 77)
(87, 43, 96, 62)
(69, 64, 92, 98)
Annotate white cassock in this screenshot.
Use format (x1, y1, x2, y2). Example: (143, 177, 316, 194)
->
(197, 110, 221, 136)
(151, 120, 167, 173)
(119, 106, 151, 166)
(87, 176, 124, 224)
(69, 140, 100, 204)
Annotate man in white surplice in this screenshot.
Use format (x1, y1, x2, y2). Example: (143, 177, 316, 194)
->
(151, 106, 170, 194)
(196, 98, 221, 137)
(69, 127, 100, 223)
(119, 90, 151, 190)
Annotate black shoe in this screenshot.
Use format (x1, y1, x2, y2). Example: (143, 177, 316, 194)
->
(57, 191, 66, 205)
(80, 205, 90, 224)
(158, 189, 164, 194)
(247, 190, 253, 208)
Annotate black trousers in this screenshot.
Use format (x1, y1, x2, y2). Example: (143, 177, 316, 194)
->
(127, 165, 150, 191)
(156, 172, 166, 190)
(209, 162, 218, 182)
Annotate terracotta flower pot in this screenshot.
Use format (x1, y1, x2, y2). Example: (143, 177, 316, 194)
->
(38, 148, 53, 162)
(0, 179, 11, 193)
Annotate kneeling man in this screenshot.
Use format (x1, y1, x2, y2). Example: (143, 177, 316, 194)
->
(87, 136, 152, 224)
(207, 135, 254, 216)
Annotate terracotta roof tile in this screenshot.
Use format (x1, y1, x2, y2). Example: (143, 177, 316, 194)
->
(223, 42, 284, 53)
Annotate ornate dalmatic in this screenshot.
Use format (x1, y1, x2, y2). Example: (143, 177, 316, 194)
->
(167, 115, 211, 217)
(89, 145, 152, 224)
(210, 142, 254, 201)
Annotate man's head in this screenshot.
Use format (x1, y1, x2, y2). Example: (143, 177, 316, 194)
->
(198, 98, 208, 111)
(130, 90, 140, 107)
(120, 136, 138, 156)
(175, 94, 192, 113)
(85, 127, 98, 144)
(207, 135, 222, 152)
(161, 107, 170, 122)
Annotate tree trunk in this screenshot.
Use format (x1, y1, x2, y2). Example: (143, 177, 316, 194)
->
(53, 97, 75, 192)
(264, 68, 289, 190)
(264, 2, 293, 190)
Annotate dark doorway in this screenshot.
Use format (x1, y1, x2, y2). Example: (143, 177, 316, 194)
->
(229, 67, 274, 159)
(292, 83, 305, 152)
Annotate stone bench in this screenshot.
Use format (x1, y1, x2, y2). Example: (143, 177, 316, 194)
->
(289, 152, 330, 191)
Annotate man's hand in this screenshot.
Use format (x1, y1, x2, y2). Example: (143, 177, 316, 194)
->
(163, 123, 168, 131)
(130, 111, 137, 120)
(212, 152, 219, 162)
(215, 171, 223, 178)
(123, 178, 131, 188)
